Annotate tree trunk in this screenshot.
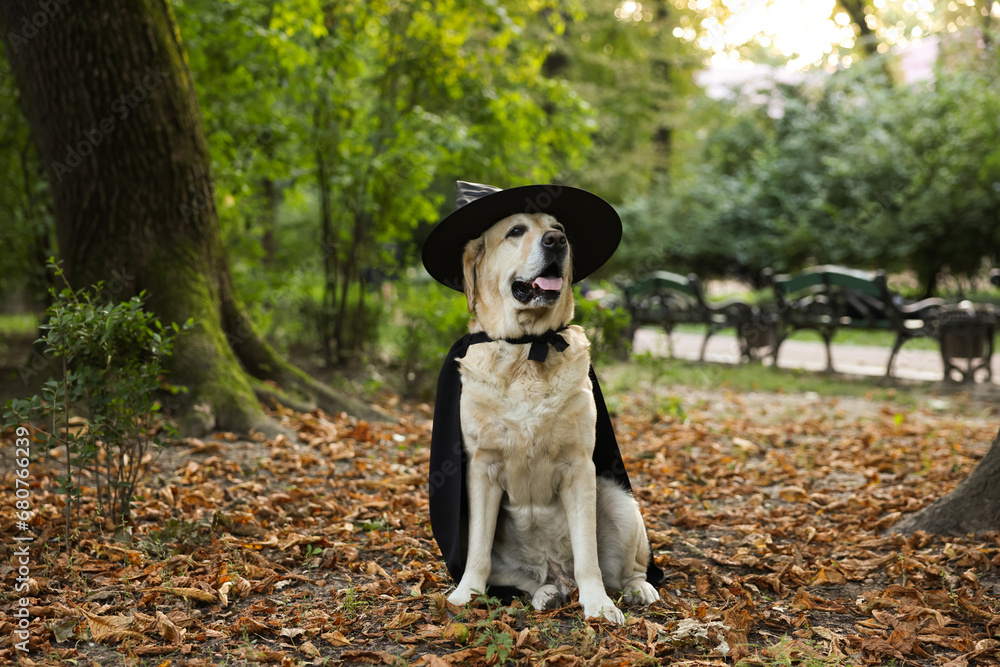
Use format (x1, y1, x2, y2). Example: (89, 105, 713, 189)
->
(922, 268, 939, 300)
(839, 0, 879, 57)
(260, 177, 277, 265)
(314, 110, 337, 365)
(893, 426, 1000, 535)
(1, 0, 382, 434)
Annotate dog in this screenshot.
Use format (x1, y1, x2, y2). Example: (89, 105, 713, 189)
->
(444, 211, 660, 624)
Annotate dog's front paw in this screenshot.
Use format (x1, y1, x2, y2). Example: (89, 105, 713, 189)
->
(623, 579, 660, 605)
(580, 593, 625, 624)
(447, 586, 475, 607)
(531, 584, 564, 611)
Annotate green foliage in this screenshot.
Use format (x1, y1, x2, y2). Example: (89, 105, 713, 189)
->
(541, 0, 702, 203)
(382, 278, 470, 399)
(340, 588, 370, 620)
(616, 56, 1000, 293)
(171, 0, 596, 362)
(659, 394, 686, 421)
(472, 594, 516, 666)
(573, 284, 632, 365)
(2, 261, 191, 546)
(0, 312, 37, 334)
(3, 0, 994, 372)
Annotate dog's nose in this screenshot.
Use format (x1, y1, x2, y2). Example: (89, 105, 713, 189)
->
(541, 230, 567, 249)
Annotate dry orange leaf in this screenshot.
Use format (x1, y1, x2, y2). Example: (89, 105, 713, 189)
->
(83, 613, 143, 644)
(155, 610, 186, 644)
(812, 566, 846, 585)
(386, 610, 423, 629)
(320, 630, 352, 646)
(143, 586, 218, 603)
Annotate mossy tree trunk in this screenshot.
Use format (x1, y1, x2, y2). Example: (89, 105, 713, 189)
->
(1, 0, 380, 434)
(893, 426, 1000, 536)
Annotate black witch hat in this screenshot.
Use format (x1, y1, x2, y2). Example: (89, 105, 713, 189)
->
(421, 181, 622, 290)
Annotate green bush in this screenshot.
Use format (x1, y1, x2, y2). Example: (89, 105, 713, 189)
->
(382, 277, 471, 399)
(611, 61, 1000, 295)
(573, 283, 632, 365)
(3, 262, 190, 546)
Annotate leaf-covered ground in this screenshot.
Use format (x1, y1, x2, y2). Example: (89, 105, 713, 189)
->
(2, 377, 1000, 666)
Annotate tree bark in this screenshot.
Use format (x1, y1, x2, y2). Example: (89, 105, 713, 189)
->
(314, 103, 337, 365)
(893, 426, 1000, 535)
(260, 177, 277, 265)
(1, 0, 381, 434)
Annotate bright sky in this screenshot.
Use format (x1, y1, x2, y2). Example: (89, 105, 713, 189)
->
(689, 0, 859, 70)
(678, 0, 999, 70)
(618, 0, 1000, 71)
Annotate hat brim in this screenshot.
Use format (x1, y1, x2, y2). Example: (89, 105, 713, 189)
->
(421, 184, 622, 291)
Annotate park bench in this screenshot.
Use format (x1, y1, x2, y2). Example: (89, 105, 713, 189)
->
(619, 271, 760, 361)
(766, 265, 944, 377)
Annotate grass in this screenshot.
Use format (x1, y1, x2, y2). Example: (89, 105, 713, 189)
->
(0, 312, 39, 334)
(599, 354, 927, 406)
(666, 323, 944, 351)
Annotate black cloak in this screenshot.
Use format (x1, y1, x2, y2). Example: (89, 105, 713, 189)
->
(428, 329, 664, 601)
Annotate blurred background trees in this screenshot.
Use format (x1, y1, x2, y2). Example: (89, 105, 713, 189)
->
(1, 0, 998, 396)
(614, 60, 1000, 294)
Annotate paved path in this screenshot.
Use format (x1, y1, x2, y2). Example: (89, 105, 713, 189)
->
(632, 328, 1000, 384)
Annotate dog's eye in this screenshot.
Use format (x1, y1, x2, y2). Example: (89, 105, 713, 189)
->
(505, 225, 526, 239)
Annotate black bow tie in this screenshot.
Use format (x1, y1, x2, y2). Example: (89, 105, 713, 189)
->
(460, 326, 569, 362)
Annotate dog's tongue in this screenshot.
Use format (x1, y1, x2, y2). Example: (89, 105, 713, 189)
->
(533, 276, 563, 292)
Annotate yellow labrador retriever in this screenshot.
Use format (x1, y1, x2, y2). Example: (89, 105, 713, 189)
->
(446, 211, 659, 623)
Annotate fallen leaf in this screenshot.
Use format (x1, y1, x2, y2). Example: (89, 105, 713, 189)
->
(386, 611, 423, 629)
(299, 640, 321, 658)
(84, 614, 142, 644)
(812, 566, 846, 585)
(49, 616, 80, 643)
(321, 630, 352, 646)
(155, 610, 186, 644)
(778, 486, 809, 502)
(143, 586, 218, 603)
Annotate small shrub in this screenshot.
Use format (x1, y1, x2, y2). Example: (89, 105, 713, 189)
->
(573, 283, 632, 365)
(2, 261, 190, 548)
(472, 594, 516, 665)
(383, 277, 470, 399)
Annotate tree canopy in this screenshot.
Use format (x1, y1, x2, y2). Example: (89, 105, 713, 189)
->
(611, 53, 1000, 293)
(0, 0, 997, 339)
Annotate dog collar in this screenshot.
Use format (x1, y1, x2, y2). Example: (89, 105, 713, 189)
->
(461, 326, 569, 362)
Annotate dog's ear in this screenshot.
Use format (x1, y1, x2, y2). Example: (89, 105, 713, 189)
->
(462, 237, 484, 314)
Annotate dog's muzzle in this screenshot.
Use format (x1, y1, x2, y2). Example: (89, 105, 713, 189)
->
(511, 230, 568, 305)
